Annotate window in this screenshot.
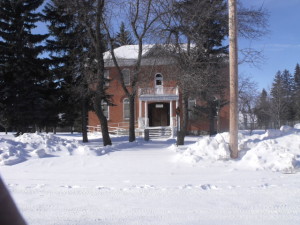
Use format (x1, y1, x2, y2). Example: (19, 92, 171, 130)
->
(101, 101, 109, 119)
(104, 70, 109, 86)
(155, 73, 163, 86)
(123, 98, 130, 120)
(188, 99, 196, 120)
(122, 69, 130, 85)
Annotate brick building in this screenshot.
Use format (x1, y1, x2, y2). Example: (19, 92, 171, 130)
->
(88, 45, 229, 136)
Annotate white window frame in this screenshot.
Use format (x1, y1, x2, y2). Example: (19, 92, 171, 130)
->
(155, 73, 163, 87)
(104, 70, 110, 86)
(122, 69, 130, 86)
(123, 98, 130, 120)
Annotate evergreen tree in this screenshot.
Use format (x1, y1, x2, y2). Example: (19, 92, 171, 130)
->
(270, 70, 293, 128)
(44, 0, 94, 141)
(255, 89, 271, 129)
(295, 63, 300, 85)
(281, 69, 295, 121)
(44, 0, 112, 146)
(114, 22, 134, 48)
(294, 63, 300, 120)
(0, 0, 51, 133)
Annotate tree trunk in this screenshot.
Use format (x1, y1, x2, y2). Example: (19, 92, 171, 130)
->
(128, 95, 136, 142)
(176, 96, 188, 145)
(81, 97, 88, 143)
(209, 106, 216, 136)
(94, 95, 112, 146)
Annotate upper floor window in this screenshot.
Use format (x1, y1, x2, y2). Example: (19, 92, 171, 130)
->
(104, 70, 109, 86)
(101, 100, 109, 119)
(155, 73, 163, 87)
(122, 69, 130, 86)
(123, 98, 130, 120)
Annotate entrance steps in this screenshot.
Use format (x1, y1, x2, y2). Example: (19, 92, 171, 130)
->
(146, 127, 172, 139)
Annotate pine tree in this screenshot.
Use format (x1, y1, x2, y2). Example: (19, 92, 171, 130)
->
(0, 0, 50, 132)
(44, 0, 93, 141)
(295, 63, 300, 85)
(114, 22, 134, 48)
(294, 63, 300, 120)
(270, 70, 294, 128)
(255, 89, 271, 129)
(281, 69, 295, 121)
(44, 0, 112, 146)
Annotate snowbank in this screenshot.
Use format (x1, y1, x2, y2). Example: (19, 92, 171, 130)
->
(174, 133, 231, 163)
(0, 132, 96, 165)
(175, 125, 300, 172)
(1, 126, 300, 172)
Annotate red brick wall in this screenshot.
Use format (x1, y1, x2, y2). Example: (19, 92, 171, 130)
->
(88, 63, 230, 133)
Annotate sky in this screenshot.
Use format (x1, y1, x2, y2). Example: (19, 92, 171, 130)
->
(240, 0, 300, 92)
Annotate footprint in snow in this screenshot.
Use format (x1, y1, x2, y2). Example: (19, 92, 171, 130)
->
(60, 185, 81, 189)
(179, 184, 193, 189)
(96, 186, 112, 190)
(199, 184, 218, 190)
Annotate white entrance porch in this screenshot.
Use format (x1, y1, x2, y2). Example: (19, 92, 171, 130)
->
(138, 87, 179, 137)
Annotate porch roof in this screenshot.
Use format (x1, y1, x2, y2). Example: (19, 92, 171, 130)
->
(139, 95, 179, 101)
(138, 87, 179, 101)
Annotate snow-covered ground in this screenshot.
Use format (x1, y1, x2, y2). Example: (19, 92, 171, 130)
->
(0, 125, 300, 225)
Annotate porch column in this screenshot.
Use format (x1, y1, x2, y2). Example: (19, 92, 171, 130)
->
(139, 100, 142, 118)
(138, 100, 142, 128)
(170, 100, 173, 127)
(144, 101, 148, 127)
(170, 100, 174, 138)
(176, 100, 180, 131)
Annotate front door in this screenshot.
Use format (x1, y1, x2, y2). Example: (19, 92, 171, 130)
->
(148, 103, 169, 127)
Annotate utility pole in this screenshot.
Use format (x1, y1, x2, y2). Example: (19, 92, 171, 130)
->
(228, 0, 238, 159)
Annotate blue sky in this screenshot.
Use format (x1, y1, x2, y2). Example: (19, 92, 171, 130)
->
(240, 0, 300, 91)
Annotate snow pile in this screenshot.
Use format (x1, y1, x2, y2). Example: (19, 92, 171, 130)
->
(0, 132, 95, 165)
(175, 133, 231, 163)
(176, 125, 300, 172)
(0, 138, 26, 165)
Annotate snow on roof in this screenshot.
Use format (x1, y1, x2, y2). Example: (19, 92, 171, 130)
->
(104, 45, 154, 60)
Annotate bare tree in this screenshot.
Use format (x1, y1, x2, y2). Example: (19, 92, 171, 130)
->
(104, 0, 164, 142)
(238, 76, 258, 134)
(237, 1, 269, 67)
(71, 0, 112, 146)
(159, 0, 229, 145)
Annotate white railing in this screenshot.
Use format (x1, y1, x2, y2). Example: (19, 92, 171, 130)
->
(139, 87, 178, 96)
(87, 125, 101, 132)
(88, 118, 178, 137)
(88, 121, 139, 135)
